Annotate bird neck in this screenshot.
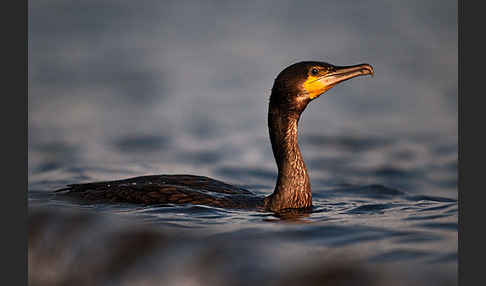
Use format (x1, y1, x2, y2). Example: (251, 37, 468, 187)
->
(265, 104, 312, 212)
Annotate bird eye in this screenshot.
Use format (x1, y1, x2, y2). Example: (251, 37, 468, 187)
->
(311, 68, 318, 75)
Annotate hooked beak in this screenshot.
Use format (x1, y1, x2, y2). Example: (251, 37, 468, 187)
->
(306, 63, 374, 99)
(325, 63, 374, 87)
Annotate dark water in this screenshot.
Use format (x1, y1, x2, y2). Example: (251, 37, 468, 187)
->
(28, 132, 457, 285)
(28, 0, 457, 285)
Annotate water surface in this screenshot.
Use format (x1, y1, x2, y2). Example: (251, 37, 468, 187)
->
(28, 1, 457, 285)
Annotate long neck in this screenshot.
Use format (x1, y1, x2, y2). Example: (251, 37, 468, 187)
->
(264, 103, 312, 211)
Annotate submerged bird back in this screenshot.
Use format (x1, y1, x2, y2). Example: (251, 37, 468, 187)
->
(56, 175, 265, 210)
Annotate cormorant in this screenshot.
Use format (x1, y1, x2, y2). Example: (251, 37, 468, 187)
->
(56, 61, 374, 212)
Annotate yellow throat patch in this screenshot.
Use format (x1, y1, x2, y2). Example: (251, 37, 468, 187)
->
(303, 76, 332, 99)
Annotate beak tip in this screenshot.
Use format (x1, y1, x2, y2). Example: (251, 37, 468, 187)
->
(363, 63, 374, 76)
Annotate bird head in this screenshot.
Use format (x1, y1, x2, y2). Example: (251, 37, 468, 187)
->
(270, 61, 374, 114)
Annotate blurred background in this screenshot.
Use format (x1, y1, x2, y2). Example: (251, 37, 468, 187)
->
(28, 1, 457, 285)
(28, 0, 457, 195)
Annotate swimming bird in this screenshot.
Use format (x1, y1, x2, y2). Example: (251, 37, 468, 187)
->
(56, 61, 374, 212)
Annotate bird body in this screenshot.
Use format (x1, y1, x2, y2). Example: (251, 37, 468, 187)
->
(56, 61, 374, 212)
(58, 174, 265, 210)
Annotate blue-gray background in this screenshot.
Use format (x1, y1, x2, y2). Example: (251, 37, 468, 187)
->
(28, 2, 458, 283)
(29, 0, 457, 198)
